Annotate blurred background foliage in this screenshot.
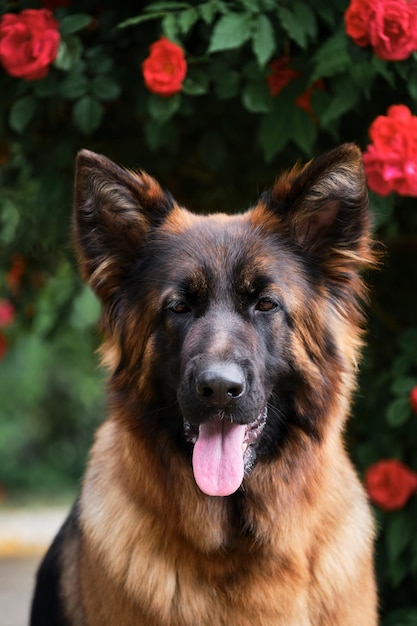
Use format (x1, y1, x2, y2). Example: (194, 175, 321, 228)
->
(0, 0, 417, 622)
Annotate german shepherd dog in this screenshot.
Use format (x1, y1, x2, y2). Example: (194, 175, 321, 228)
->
(31, 144, 378, 625)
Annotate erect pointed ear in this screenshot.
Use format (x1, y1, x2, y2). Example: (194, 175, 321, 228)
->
(73, 150, 173, 302)
(263, 143, 375, 276)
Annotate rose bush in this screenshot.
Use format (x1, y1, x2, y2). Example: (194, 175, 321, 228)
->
(142, 37, 187, 97)
(345, 0, 417, 60)
(365, 459, 417, 511)
(0, 9, 60, 80)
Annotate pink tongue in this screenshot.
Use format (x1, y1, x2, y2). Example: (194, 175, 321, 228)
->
(192, 420, 246, 497)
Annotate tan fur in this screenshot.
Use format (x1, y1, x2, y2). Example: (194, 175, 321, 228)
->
(69, 416, 376, 626)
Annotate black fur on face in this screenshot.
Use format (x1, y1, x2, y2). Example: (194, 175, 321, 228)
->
(121, 215, 330, 470)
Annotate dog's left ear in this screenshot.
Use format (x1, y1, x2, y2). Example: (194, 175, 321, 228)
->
(263, 143, 375, 273)
(73, 150, 173, 303)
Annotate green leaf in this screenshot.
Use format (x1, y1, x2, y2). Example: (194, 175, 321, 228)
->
(388, 553, 409, 588)
(208, 13, 253, 53)
(258, 102, 293, 162)
(239, 0, 260, 8)
(320, 81, 360, 127)
(214, 72, 239, 99)
(386, 514, 412, 565)
(311, 32, 350, 82)
(178, 7, 199, 34)
(59, 13, 92, 36)
(390, 377, 416, 396)
(86, 47, 114, 75)
(313, 0, 337, 27)
(9, 96, 37, 133)
(144, 1, 190, 10)
(118, 13, 166, 29)
(386, 397, 412, 427)
(162, 13, 179, 40)
(210, 61, 240, 99)
(408, 71, 417, 101)
(32, 74, 57, 98)
(277, 1, 317, 49)
(0, 198, 20, 244)
(242, 81, 272, 113)
(392, 354, 413, 378)
(54, 35, 83, 71)
(320, 89, 359, 128)
(144, 119, 167, 150)
(72, 96, 104, 134)
(368, 191, 395, 228)
(398, 328, 417, 359)
(291, 107, 317, 156)
(372, 55, 395, 86)
(310, 89, 332, 118)
(252, 14, 275, 66)
(148, 93, 181, 124)
(182, 70, 210, 95)
(91, 76, 121, 101)
(199, 2, 218, 24)
(242, 59, 260, 81)
(59, 71, 88, 99)
(350, 61, 376, 99)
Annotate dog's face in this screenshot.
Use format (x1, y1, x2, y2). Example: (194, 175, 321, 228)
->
(137, 214, 306, 496)
(73, 145, 375, 497)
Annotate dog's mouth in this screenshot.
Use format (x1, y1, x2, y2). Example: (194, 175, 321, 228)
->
(183, 408, 267, 497)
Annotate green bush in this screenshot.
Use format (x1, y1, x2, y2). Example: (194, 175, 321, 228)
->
(0, 1, 417, 622)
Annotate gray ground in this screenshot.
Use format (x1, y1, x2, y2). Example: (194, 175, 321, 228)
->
(0, 508, 67, 626)
(0, 557, 40, 626)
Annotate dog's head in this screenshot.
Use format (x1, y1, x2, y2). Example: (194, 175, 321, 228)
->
(73, 145, 375, 496)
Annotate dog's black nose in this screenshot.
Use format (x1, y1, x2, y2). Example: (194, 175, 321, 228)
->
(196, 363, 246, 408)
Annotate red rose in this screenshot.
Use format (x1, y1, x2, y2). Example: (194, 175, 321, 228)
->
(266, 58, 299, 97)
(345, 0, 417, 60)
(410, 386, 417, 413)
(362, 146, 397, 195)
(0, 332, 7, 360)
(363, 149, 417, 196)
(0, 300, 15, 328)
(369, 105, 417, 154)
(365, 459, 417, 511)
(142, 37, 187, 97)
(363, 105, 417, 196)
(370, 0, 417, 61)
(345, 0, 374, 47)
(0, 9, 60, 81)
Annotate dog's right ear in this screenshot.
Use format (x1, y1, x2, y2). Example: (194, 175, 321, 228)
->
(73, 150, 173, 302)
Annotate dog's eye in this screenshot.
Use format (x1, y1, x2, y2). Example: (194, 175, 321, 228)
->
(256, 297, 278, 312)
(169, 301, 191, 314)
